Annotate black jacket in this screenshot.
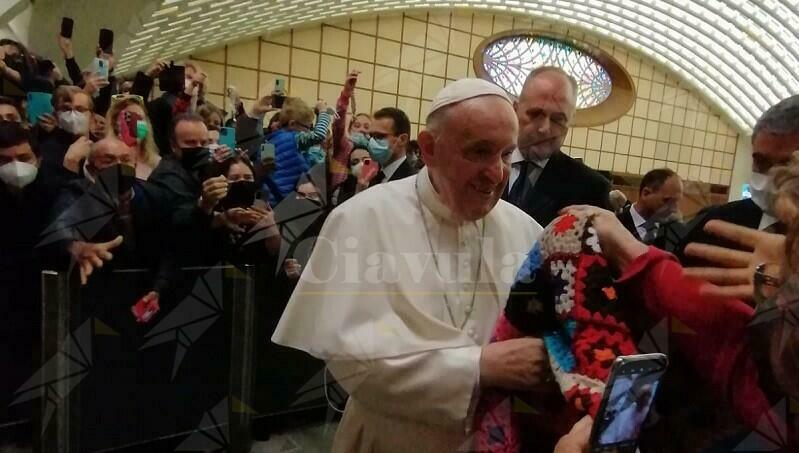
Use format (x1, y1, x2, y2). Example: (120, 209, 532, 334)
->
(336, 156, 418, 206)
(506, 150, 610, 227)
(673, 198, 781, 264)
(617, 204, 686, 253)
(43, 177, 176, 293)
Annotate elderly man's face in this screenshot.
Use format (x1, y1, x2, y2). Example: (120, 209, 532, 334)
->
(516, 72, 576, 160)
(752, 131, 798, 173)
(419, 96, 517, 221)
(91, 138, 137, 173)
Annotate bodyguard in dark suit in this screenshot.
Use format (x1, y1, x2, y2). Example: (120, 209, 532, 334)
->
(506, 66, 609, 227)
(617, 168, 685, 252)
(675, 95, 799, 263)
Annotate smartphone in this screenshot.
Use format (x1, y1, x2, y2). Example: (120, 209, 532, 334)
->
(590, 353, 668, 453)
(158, 62, 185, 94)
(274, 78, 286, 93)
(26, 92, 54, 125)
(260, 142, 276, 164)
(60, 17, 74, 39)
(98, 28, 114, 54)
(219, 127, 236, 149)
(272, 94, 286, 109)
(93, 57, 109, 80)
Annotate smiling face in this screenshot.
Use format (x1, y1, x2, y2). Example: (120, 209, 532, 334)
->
(516, 70, 577, 160)
(419, 95, 518, 221)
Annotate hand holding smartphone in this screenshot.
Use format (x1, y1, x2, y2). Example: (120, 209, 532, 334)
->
(60, 17, 74, 38)
(589, 353, 667, 453)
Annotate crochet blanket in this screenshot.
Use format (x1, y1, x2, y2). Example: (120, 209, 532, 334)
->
(473, 213, 639, 452)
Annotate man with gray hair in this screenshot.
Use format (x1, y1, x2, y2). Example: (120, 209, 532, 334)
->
(505, 66, 610, 227)
(677, 94, 798, 263)
(272, 79, 548, 452)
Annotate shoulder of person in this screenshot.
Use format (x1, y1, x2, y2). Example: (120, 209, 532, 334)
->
(494, 198, 544, 235)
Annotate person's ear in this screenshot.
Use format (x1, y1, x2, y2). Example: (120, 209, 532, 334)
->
(418, 130, 436, 164)
(398, 133, 409, 148)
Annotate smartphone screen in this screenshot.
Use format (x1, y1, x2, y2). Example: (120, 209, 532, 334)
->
(219, 127, 236, 149)
(60, 17, 74, 38)
(260, 143, 276, 163)
(93, 58, 109, 80)
(590, 354, 667, 452)
(274, 78, 286, 93)
(99, 28, 114, 53)
(26, 92, 54, 125)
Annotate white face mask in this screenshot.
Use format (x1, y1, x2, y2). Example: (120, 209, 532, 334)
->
(351, 162, 364, 178)
(58, 110, 89, 135)
(749, 171, 775, 214)
(0, 161, 38, 189)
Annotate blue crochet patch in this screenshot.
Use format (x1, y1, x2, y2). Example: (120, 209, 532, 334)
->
(514, 242, 543, 284)
(543, 319, 577, 373)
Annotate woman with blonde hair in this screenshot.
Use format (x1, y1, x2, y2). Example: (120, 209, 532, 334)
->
(105, 95, 161, 180)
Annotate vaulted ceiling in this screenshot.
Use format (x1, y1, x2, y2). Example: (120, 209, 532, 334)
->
(24, 0, 799, 135)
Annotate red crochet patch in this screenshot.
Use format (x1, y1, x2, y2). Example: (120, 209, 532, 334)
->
(553, 214, 579, 235)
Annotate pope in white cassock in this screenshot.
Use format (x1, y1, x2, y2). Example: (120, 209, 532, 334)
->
(272, 78, 550, 452)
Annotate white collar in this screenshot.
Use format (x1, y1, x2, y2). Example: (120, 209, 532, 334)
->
(381, 154, 407, 181)
(759, 212, 779, 231)
(511, 148, 550, 168)
(630, 203, 647, 228)
(417, 166, 456, 224)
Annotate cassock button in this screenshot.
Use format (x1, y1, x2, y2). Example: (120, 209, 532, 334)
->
(467, 327, 476, 338)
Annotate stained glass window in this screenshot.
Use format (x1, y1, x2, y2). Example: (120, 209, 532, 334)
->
(481, 36, 612, 109)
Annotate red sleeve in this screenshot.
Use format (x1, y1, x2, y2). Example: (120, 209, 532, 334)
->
(329, 88, 354, 191)
(172, 92, 192, 116)
(618, 247, 772, 428)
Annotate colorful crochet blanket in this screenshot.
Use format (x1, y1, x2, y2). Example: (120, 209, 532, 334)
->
(473, 213, 639, 452)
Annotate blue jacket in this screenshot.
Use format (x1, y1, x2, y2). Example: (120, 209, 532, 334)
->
(265, 128, 310, 204)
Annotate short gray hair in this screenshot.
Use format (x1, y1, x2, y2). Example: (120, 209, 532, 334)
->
(523, 66, 579, 101)
(752, 95, 799, 141)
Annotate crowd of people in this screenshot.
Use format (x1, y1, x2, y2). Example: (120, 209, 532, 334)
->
(1, 28, 799, 453)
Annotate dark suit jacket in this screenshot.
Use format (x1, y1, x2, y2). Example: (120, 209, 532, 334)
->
(674, 198, 781, 264)
(508, 150, 610, 227)
(618, 204, 686, 253)
(384, 157, 417, 182)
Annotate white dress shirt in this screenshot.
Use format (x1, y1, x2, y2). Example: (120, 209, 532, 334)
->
(509, 148, 550, 192)
(629, 203, 649, 240)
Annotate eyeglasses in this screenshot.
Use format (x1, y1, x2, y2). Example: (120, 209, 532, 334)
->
(111, 94, 145, 106)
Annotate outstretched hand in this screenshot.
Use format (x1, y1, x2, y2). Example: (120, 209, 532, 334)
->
(684, 220, 785, 301)
(69, 236, 124, 285)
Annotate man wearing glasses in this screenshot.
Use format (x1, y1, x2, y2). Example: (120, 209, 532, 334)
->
(505, 66, 610, 227)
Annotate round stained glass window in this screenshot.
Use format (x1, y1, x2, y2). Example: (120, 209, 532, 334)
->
(481, 35, 612, 109)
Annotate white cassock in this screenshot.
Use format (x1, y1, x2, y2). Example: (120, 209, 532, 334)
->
(272, 166, 542, 452)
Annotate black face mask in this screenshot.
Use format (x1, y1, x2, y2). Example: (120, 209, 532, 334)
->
(221, 180, 257, 210)
(180, 147, 210, 173)
(97, 164, 136, 196)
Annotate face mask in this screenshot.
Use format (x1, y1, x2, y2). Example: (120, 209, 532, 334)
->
(180, 147, 210, 173)
(367, 137, 391, 165)
(0, 161, 38, 189)
(96, 164, 136, 195)
(58, 110, 88, 135)
(351, 132, 370, 150)
(749, 172, 776, 215)
(221, 180, 257, 210)
(351, 162, 364, 178)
